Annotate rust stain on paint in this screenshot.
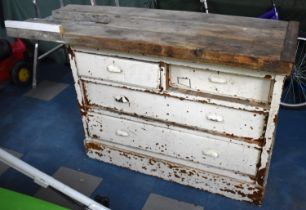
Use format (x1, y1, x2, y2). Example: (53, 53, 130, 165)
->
(264, 75, 272, 79)
(220, 188, 236, 194)
(67, 46, 75, 60)
(273, 114, 278, 124)
(85, 142, 104, 151)
(256, 168, 267, 186)
(81, 82, 90, 106)
(247, 188, 264, 205)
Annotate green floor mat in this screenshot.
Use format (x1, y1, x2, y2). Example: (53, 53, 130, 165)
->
(0, 187, 68, 210)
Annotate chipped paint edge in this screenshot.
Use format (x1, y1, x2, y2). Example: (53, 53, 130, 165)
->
(254, 75, 286, 193)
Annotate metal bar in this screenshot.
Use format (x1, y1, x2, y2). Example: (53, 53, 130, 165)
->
(114, 0, 120, 7)
(203, 0, 209, 13)
(59, 0, 64, 8)
(200, 0, 209, 13)
(32, 42, 39, 88)
(32, 0, 39, 89)
(90, 0, 96, 6)
(33, 0, 41, 18)
(0, 148, 110, 210)
(272, 0, 278, 20)
(38, 44, 65, 61)
(280, 101, 306, 107)
(298, 37, 306, 41)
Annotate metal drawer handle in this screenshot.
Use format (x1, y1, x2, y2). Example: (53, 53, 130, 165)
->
(177, 77, 191, 87)
(202, 149, 219, 158)
(114, 96, 129, 103)
(107, 65, 122, 73)
(208, 75, 227, 84)
(206, 114, 224, 122)
(115, 129, 129, 137)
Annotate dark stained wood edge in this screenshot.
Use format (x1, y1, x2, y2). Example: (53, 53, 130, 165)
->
(5, 6, 297, 75)
(65, 33, 293, 74)
(5, 21, 294, 74)
(281, 21, 299, 63)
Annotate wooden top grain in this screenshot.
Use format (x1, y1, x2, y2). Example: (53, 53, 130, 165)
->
(6, 4, 299, 74)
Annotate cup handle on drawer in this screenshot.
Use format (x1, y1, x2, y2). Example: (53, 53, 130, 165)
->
(177, 77, 191, 87)
(206, 114, 224, 122)
(202, 149, 219, 158)
(115, 129, 129, 137)
(107, 65, 122, 73)
(114, 96, 129, 103)
(208, 75, 227, 84)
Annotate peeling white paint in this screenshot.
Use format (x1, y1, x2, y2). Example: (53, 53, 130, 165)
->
(70, 48, 285, 205)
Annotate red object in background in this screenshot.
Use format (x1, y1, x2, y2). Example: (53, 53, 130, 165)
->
(0, 38, 26, 82)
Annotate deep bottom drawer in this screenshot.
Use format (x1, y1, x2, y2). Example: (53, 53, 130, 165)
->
(85, 139, 263, 204)
(86, 111, 260, 176)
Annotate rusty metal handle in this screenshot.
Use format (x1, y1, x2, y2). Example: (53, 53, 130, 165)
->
(115, 129, 129, 137)
(202, 149, 219, 158)
(107, 65, 122, 73)
(114, 96, 129, 103)
(208, 75, 227, 84)
(206, 114, 224, 122)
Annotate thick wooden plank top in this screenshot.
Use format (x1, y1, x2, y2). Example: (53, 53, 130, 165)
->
(6, 4, 299, 74)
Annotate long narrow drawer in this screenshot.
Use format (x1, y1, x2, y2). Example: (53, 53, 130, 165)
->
(169, 65, 272, 103)
(75, 51, 161, 90)
(84, 81, 267, 140)
(86, 111, 260, 176)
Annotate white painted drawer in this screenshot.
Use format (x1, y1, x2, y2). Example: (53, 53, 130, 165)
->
(86, 111, 260, 176)
(169, 65, 272, 103)
(75, 51, 161, 89)
(84, 81, 267, 140)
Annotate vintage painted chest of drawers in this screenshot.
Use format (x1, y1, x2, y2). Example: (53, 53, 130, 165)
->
(5, 5, 299, 205)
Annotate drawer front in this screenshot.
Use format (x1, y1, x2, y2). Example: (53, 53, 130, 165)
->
(84, 82, 266, 139)
(86, 111, 260, 176)
(75, 51, 161, 89)
(169, 65, 272, 102)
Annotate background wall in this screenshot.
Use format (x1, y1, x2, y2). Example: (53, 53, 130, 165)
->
(0, 0, 305, 62)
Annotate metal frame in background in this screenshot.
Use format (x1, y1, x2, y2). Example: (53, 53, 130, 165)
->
(32, 0, 67, 88)
(31, 0, 120, 88)
(280, 36, 306, 108)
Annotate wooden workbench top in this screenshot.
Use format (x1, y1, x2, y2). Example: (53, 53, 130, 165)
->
(6, 5, 299, 74)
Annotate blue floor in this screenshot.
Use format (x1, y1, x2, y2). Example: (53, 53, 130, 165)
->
(0, 63, 305, 210)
